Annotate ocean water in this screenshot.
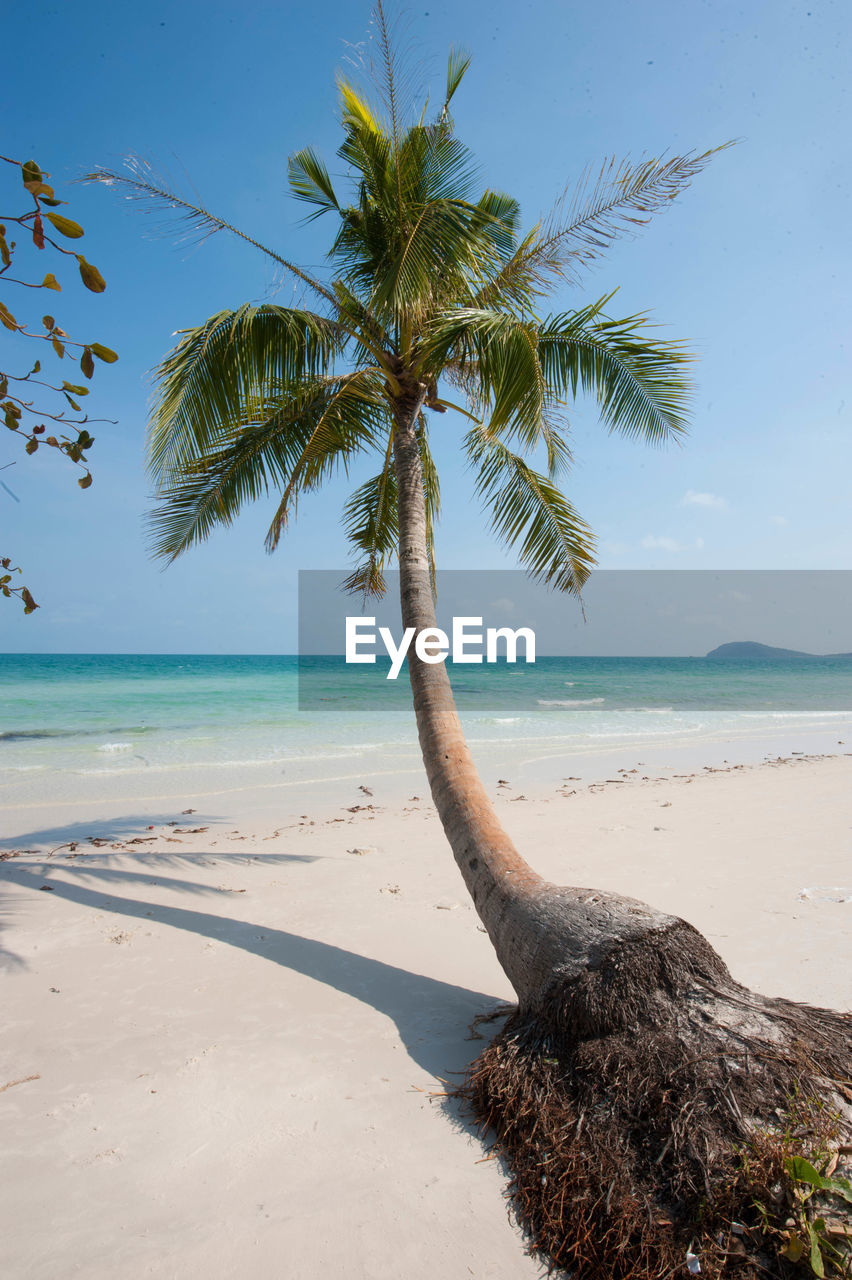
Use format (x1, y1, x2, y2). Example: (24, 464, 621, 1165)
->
(2, 654, 852, 810)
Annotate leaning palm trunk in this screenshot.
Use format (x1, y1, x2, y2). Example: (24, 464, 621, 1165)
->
(91, 10, 852, 1273)
(393, 393, 852, 1280)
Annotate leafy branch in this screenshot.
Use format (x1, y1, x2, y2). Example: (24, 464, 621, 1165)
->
(1, 154, 119, 612)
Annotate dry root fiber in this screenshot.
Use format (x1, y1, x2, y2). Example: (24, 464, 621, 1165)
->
(462, 920, 852, 1279)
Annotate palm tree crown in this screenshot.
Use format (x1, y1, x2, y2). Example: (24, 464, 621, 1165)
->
(89, 5, 723, 599)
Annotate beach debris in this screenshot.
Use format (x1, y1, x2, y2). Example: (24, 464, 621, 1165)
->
(798, 886, 852, 903)
(181, 808, 196, 814)
(0, 1074, 41, 1093)
(348, 846, 376, 856)
(359, 785, 373, 796)
(39, 884, 54, 891)
(380, 884, 400, 894)
(345, 803, 375, 813)
(497, 778, 510, 786)
(660, 801, 672, 807)
(409, 795, 420, 801)
(509, 795, 528, 801)
(173, 827, 208, 834)
(686, 1249, 701, 1273)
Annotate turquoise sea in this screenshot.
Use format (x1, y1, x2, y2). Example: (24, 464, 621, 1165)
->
(2, 654, 852, 809)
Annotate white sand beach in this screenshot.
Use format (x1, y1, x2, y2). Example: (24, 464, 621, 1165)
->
(2, 748, 851, 1279)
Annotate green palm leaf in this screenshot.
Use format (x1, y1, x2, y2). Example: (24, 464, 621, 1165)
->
(265, 370, 389, 551)
(342, 417, 441, 597)
(149, 375, 381, 562)
(149, 304, 344, 486)
(341, 437, 398, 597)
(538, 297, 693, 441)
(466, 426, 595, 593)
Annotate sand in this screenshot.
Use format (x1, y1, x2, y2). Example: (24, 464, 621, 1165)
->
(1, 749, 851, 1278)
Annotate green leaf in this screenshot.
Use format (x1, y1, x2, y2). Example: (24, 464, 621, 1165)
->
(785, 1157, 851, 1197)
(45, 212, 85, 239)
(41, 272, 61, 291)
(61, 382, 89, 396)
(52, 336, 65, 359)
(148, 304, 344, 488)
(90, 342, 118, 363)
(25, 437, 38, 455)
(76, 256, 106, 292)
(466, 425, 595, 593)
(78, 472, 93, 489)
(0, 301, 18, 331)
(21, 159, 43, 187)
(808, 1221, 826, 1277)
(42, 314, 56, 330)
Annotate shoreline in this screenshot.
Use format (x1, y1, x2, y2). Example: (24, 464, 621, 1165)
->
(2, 719, 850, 845)
(1, 748, 850, 1278)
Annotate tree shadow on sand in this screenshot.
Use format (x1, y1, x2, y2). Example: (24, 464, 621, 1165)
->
(0, 812, 240, 851)
(2, 860, 508, 1090)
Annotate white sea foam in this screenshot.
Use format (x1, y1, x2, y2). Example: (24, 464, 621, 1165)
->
(97, 742, 132, 753)
(799, 886, 852, 903)
(537, 697, 605, 707)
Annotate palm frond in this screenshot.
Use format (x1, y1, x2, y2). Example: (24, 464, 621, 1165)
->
(341, 432, 398, 597)
(504, 147, 732, 293)
(421, 308, 547, 446)
(341, 414, 441, 598)
(149, 305, 344, 486)
(543, 147, 732, 274)
(149, 374, 384, 563)
(466, 426, 595, 593)
(265, 371, 389, 551)
(441, 46, 472, 122)
(84, 158, 338, 307)
(538, 297, 693, 442)
(288, 148, 341, 220)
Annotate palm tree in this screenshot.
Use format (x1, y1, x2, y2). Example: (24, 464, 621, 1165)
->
(90, 11, 851, 1277)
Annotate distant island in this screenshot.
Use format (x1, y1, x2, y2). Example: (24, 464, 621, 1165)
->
(705, 641, 852, 661)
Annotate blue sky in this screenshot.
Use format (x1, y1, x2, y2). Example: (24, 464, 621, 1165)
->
(1, 0, 849, 653)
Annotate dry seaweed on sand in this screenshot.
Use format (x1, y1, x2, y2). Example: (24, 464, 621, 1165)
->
(459, 921, 852, 1279)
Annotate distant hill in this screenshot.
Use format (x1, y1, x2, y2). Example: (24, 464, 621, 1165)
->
(705, 641, 852, 661)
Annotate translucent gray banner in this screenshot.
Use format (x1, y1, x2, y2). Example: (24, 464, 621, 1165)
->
(297, 569, 852, 711)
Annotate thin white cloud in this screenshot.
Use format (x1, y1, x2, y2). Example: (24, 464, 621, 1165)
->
(680, 490, 727, 509)
(641, 535, 705, 553)
(770, 515, 789, 526)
